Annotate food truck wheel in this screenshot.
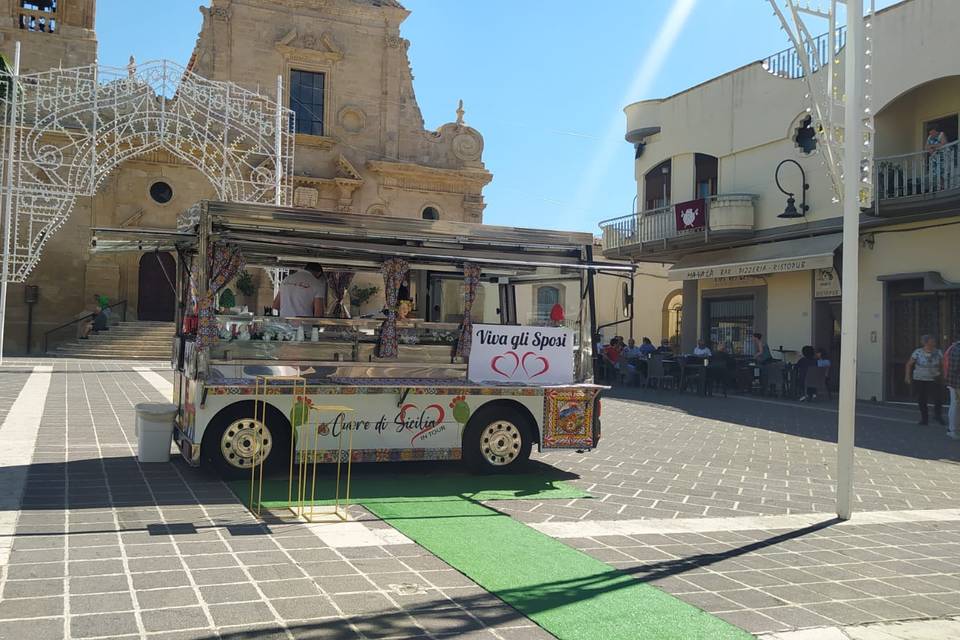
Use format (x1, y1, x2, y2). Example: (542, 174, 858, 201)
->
(203, 402, 291, 479)
(463, 405, 533, 473)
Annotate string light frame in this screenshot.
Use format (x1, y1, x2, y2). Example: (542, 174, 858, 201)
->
(0, 59, 296, 282)
(767, 0, 876, 207)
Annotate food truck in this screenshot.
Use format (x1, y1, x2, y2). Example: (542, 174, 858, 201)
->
(92, 201, 625, 478)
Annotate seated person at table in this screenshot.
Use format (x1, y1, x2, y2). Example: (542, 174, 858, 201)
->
(797, 345, 818, 401)
(621, 338, 646, 381)
(816, 348, 831, 369)
(639, 337, 657, 356)
(602, 338, 622, 365)
(693, 339, 712, 358)
(656, 339, 674, 356)
(752, 332, 774, 364)
(273, 263, 327, 318)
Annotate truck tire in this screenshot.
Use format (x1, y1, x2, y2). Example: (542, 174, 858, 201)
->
(202, 401, 291, 480)
(462, 404, 533, 473)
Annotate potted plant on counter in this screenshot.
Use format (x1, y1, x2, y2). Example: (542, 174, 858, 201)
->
(349, 283, 379, 317)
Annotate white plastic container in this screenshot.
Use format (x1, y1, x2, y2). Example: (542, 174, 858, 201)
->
(135, 402, 178, 463)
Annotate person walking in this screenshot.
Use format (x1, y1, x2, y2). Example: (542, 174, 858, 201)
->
(945, 339, 960, 440)
(905, 335, 945, 426)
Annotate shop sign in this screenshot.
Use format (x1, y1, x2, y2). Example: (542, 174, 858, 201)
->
(670, 254, 834, 281)
(708, 275, 767, 288)
(814, 268, 841, 298)
(468, 324, 574, 385)
(675, 198, 706, 232)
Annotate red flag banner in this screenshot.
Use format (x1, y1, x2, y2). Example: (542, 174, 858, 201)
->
(674, 198, 706, 232)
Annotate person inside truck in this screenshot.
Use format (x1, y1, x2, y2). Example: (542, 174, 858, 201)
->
(273, 263, 327, 318)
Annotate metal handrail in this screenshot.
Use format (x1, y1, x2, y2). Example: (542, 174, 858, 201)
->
(599, 194, 756, 251)
(43, 299, 127, 353)
(760, 26, 846, 80)
(874, 140, 960, 207)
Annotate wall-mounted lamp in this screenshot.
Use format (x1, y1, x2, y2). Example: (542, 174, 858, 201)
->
(775, 159, 809, 219)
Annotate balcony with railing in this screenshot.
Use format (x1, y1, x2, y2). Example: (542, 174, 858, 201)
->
(760, 26, 846, 79)
(873, 140, 960, 217)
(599, 193, 756, 258)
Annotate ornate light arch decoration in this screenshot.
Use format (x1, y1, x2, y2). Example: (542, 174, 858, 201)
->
(0, 60, 295, 282)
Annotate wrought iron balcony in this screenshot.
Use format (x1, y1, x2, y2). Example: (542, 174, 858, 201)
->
(761, 26, 845, 79)
(873, 141, 960, 216)
(599, 194, 756, 255)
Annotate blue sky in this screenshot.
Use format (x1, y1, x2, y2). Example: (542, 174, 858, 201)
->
(95, 0, 891, 233)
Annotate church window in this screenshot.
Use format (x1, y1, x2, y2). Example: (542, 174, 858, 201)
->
(290, 70, 325, 137)
(19, 0, 57, 33)
(421, 206, 440, 220)
(149, 181, 174, 205)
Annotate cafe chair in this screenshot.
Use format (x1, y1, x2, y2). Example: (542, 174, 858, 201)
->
(762, 360, 786, 397)
(804, 366, 831, 401)
(645, 356, 675, 390)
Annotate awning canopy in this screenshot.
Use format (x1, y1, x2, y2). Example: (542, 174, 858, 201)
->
(668, 234, 842, 281)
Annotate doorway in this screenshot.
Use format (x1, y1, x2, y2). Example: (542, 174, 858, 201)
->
(886, 279, 960, 401)
(814, 299, 842, 390)
(138, 252, 176, 321)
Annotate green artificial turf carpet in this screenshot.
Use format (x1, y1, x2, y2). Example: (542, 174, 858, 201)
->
(228, 470, 589, 507)
(366, 498, 752, 640)
(229, 470, 750, 639)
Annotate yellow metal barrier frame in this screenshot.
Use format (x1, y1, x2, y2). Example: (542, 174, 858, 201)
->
(291, 404, 355, 522)
(247, 374, 356, 522)
(248, 375, 306, 519)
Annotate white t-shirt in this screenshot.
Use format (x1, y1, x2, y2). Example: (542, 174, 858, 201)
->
(693, 346, 712, 357)
(278, 270, 326, 318)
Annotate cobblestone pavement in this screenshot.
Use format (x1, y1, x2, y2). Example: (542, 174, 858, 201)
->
(0, 361, 548, 640)
(513, 387, 960, 635)
(2, 361, 960, 639)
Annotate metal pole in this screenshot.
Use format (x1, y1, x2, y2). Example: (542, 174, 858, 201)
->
(274, 74, 283, 207)
(837, 0, 863, 521)
(0, 41, 21, 365)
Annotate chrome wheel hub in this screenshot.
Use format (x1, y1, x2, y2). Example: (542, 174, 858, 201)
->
(220, 419, 272, 469)
(480, 420, 521, 466)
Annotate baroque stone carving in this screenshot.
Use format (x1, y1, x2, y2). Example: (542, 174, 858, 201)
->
(452, 132, 482, 162)
(338, 106, 366, 134)
(293, 187, 319, 208)
(276, 29, 343, 63)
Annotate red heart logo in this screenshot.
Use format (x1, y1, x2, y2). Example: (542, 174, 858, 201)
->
(491, 351, 520, 378)
(411, 403, 446, 445)
(521, 351, 550, 379)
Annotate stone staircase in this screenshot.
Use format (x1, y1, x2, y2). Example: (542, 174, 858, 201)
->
(51, 321, 175, 360)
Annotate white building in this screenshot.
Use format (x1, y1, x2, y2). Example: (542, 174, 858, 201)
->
(600, 0, 959, 401)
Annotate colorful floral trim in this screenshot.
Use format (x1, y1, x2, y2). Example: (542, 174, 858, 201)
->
(542, 387, 599, 449)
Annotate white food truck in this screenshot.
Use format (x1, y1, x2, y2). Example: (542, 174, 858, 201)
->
(92, 201, 626, 477)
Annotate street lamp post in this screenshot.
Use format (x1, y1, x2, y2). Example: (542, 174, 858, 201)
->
(768, 0, 874, 520)
(836, 0, 864, 521)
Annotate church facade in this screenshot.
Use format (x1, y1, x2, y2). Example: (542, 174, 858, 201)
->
(0, 0, 491, 352)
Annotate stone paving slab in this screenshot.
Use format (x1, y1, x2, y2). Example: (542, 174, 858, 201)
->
(760, 616, 960, 639)
(0, 361, 545, 640)
(5, 360, 960, 638)
(497, 387, 960, 524)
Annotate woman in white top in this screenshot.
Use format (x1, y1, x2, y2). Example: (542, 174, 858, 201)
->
(905, 334, 945, 426)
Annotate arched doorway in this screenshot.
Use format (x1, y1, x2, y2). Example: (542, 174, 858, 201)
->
(138, 253, 176, 321)
(662, 290, 683, 348)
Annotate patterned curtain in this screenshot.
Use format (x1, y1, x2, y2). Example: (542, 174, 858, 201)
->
(195, 243, 245, 350)
(455, 263, 481, 359)
(375, 258, 409, 358)
(325, 271, 355, 319)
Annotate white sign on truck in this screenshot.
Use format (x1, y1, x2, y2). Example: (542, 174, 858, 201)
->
(468, 324, 575, 386)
